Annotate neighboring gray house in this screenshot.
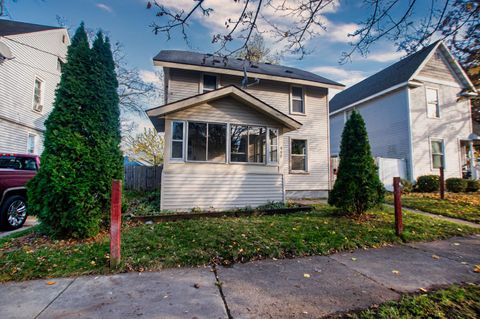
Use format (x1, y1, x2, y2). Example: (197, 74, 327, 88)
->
(147, 51, 344, 211)
(330, 41, 478, 182)
(0, 19, 69, 155)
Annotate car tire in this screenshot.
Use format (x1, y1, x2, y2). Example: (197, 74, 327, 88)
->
(0, 195, 28, 231)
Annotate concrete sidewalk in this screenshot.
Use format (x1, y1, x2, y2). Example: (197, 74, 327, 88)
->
(0, 236, 479, 319)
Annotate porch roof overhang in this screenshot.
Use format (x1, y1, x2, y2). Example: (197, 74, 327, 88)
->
(146, 85, 303, 131)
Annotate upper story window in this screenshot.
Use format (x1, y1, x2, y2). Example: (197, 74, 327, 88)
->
(202, 74, 218, 93)
(431, 139, 445, 169)
(62, 34, 67, 44)
(426, 88, 440, 118)
(290, 86, 305, 114)
(33, 77, 44, 113)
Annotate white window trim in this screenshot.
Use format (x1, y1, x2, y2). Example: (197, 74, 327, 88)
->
(199, 73, 219, 94)
(290, 138, 308, 173)
(170, 119, 280, 167)
(170, 120, 186, 161)
(425, 87, 440, 119)
(267, 128, 279, 165)
(32, 76, 45, 114)
(186, 120, 228, 164)
(26, 133, 37, 154)
(289, 85, 306, 115)
(429, 137, 445, 170)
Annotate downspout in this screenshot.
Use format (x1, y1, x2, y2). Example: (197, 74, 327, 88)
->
(405, 86, 415, 181)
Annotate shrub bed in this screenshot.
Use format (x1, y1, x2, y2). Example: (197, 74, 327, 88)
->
(416, 175, 439, 192)
(446, 178, 467, 193)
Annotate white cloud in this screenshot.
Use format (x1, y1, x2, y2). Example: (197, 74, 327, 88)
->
(310, 65, 367, 88)
(139, 70, 161, 86)
(366, 50, 404, 62)
(322, 22, 358, 43)
(96, 3, 113, 13)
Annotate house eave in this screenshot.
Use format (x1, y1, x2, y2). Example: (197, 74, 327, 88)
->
(153, 60, 345, 90)
(146, 85, 303, 130)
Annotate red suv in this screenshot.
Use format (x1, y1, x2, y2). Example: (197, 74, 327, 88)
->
(0, 154, 40, 230)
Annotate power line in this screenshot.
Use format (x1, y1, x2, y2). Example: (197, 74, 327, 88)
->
(2, 35, 66, 60)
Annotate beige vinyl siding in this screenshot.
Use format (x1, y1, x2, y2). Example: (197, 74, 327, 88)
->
(167, 69, 200, 102)
(418, 50, 461, 84)
(161, 96, 285, 210)
(283, 87, 330, 192)
(0, 29, 68, 154)
(161, 173, 283, 211)
(409, 81, 471, 179)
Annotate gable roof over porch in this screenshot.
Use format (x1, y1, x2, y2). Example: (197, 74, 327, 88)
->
(146, 85, 303, 131)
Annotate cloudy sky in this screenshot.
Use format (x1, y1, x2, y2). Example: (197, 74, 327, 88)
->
(4, 0, 425, 130)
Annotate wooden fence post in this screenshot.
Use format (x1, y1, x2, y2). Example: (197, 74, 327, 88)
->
(110, 179, 122, 268)
(439, 166, 445, 199)
(393, 177, 403, 236)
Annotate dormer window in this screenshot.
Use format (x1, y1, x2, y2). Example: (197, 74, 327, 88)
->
(202, 74, 217, 93)
(290, 86, 305, 114)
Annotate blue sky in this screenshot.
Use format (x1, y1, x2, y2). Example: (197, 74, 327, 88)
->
(4, 0, 418, 90)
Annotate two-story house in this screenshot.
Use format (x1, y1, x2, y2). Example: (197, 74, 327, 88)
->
(0, 19, 69, 155)
(147, 51, 344, 211)
(330, 41, 478, 182)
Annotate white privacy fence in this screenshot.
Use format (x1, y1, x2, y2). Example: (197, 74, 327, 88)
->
(375, 157, 407, 191)
(330, 157, 407, 192)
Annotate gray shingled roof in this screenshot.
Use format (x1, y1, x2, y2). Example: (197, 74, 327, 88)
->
(0, 19, 62, 37)
(154, 50, 344, 87)
(330, 41, 440, 113)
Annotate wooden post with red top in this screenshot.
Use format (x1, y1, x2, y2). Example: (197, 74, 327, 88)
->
(393, 177, 403, 236)
(110, 179, 122, 268)
(439, 166, 445, 200)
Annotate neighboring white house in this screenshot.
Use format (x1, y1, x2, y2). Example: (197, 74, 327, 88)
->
(0, 19, 69, 155)
(147, 51, 344, 211)
(330, 41, 478, 183)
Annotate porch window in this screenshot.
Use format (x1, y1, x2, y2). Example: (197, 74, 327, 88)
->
(171, 121, 184, 159)
(202, 74, 217, 93)
(268, 128, 278, 163)
(291, 139, 307, 172)
(291, 86, 305, 114)
(426, 88, 439, 118)
(431, 139, 444, 169)
(230, 125, 266, 163)
(187, 122, 226, 162)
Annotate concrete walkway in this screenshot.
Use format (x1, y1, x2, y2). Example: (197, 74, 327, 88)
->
(0, 236, 478, 319)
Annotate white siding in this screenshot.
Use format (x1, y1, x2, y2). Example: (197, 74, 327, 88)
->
(0, 29, 68, 154)
(0, 118, 44, 154)
(329, 88, 411, 164)
(409, 82, 471, 179)
(161, 173, 283, 211)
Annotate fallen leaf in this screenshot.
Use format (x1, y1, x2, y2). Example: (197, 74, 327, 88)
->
(474, 265, 480, 273)
(351, 257, 357, 261)
(453, 243, 460, 246)
(304, 273, 311, 278)
(419, 288, 428, 293)
(46, 281, 56, 285)
(432, 255, 440, 260)
(392, 270, 400, 275)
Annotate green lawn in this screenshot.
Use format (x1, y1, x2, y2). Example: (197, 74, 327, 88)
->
(385, 193, 480, 223)
(0, 205, 478, 282)
(337, 284, 480, 319)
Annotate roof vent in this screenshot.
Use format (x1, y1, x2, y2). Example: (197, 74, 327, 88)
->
(285, 69, 293, 74)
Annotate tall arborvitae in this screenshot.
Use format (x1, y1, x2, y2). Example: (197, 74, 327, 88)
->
(328, 111, 384, 215)
(27, 23, 103, 238)
(89, 32, 123, 215)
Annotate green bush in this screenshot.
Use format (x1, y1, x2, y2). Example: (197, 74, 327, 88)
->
(329, 111, 384, 215)
(446, 178, 467, 193)
(466, 180, 480, 192)
(400, 179, 413, 193)
(416, 175, 440, 192)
